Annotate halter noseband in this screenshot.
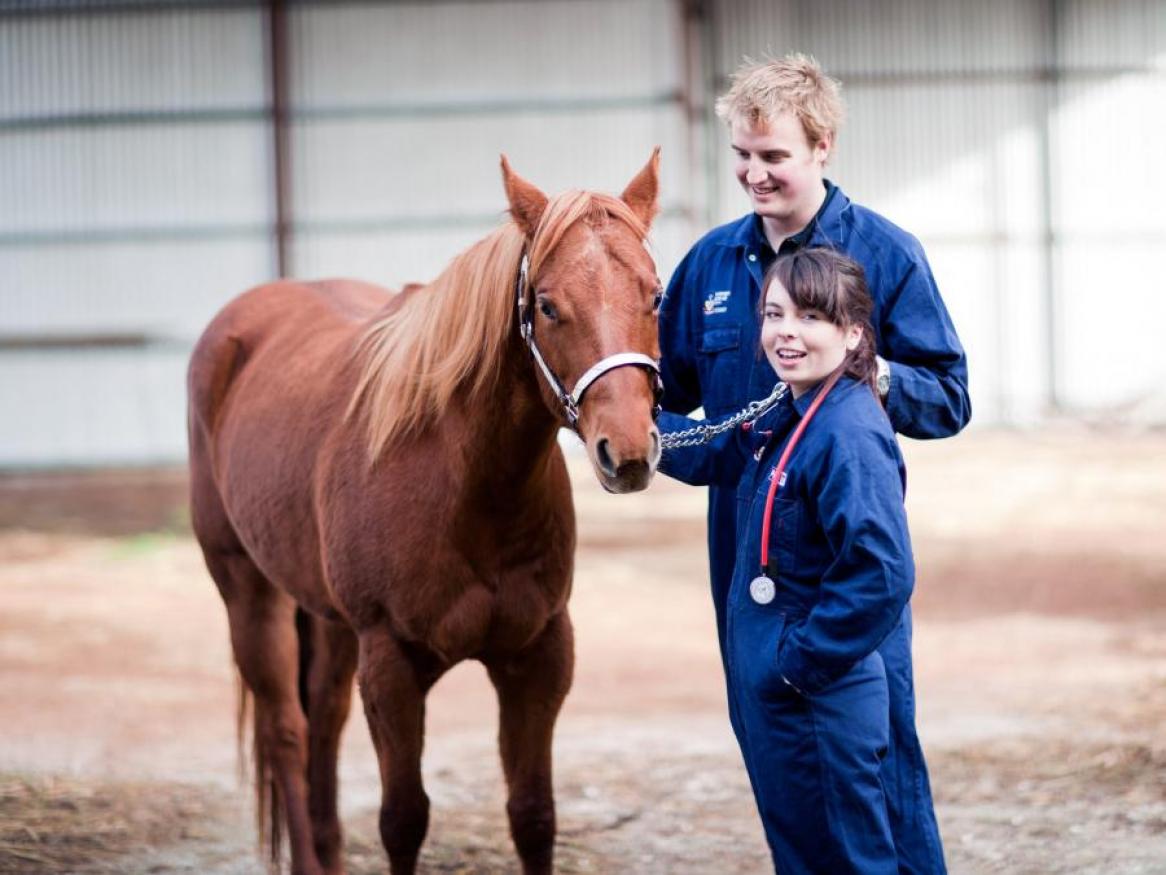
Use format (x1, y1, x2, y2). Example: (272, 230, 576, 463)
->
(515, 252, 662, 430)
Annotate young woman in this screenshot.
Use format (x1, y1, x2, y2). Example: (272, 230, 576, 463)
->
(659, 247, 940, 874)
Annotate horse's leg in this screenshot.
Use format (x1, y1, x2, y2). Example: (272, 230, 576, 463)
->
(214, 554, 323, 875)
(486, 612, 575, 875)
(357, 626, 435, 875)
(303, 614, 359, 875)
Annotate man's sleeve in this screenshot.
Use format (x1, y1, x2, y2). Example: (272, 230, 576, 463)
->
(658, 248, 702, 415)
(775, 431, 915, 695)
(879, 250, 972, 439)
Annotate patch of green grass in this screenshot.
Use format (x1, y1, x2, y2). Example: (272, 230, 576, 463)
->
(106, 531, 182, 560)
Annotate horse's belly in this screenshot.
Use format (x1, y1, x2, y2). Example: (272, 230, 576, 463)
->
(331, 561, 566, 664)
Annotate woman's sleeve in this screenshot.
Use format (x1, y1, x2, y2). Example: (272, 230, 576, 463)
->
(775, 428, 915, 695)
(657, 410, 750, 488)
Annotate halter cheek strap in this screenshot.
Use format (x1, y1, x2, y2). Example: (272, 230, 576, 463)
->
(515, 252, 663, 430)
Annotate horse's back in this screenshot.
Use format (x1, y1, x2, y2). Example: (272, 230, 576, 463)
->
(188, 279, 392, 425)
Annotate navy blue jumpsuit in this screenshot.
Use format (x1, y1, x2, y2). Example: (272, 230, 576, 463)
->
(659, 182, 967, 873)
(660, 378, 916, 873)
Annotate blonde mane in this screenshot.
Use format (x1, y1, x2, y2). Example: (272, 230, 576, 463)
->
(348, 190, 648, 460)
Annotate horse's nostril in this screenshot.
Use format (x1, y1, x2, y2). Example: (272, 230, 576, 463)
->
(595, 437, 618, 478)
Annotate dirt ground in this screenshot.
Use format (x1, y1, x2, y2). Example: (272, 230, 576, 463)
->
(1, 429, 1164, 874)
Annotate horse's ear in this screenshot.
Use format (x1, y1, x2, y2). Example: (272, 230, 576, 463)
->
(500, 155, 549, 238)
(620, 147, 661, 230)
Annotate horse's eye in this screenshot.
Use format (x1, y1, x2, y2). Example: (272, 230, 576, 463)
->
(538, 298, 558, 321)
(652, 287, 664, 312)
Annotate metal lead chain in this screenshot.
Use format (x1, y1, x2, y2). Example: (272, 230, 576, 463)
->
(659, 382, 789, 449)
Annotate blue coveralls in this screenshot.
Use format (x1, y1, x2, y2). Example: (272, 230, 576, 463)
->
(659, 182, 968, 874)
(659, 379, 916, 873)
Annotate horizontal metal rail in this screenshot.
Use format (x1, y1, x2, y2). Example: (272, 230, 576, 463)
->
(713, 65, 1166, 92)
(0, 206, 693, 247)
(4, 214, 1160, 249)
(0, 92, 684, 132)
(0, 332, 189, 351)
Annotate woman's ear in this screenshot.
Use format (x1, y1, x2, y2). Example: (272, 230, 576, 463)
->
(845, 323, 863, 351)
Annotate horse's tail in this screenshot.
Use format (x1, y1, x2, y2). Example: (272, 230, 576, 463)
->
(234, 607, 314, 871)
(236, 670, 285, 871)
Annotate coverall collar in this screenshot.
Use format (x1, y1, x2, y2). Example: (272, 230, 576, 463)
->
(726, 179, 842, 254)
(790, 373, 860, 418)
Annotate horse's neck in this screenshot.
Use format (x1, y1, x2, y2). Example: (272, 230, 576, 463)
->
(456, 338, 565, 502)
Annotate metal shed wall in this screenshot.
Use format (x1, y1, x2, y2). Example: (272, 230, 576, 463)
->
(0, 2, 274, 466)
(0, 0, 698, 467)
(710, 0, 1166, 425)
(1053, 0, 1166, 415)
(2, 0, 1164, 467)
(284, 0, 693, 289)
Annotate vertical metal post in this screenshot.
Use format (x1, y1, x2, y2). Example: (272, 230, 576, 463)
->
(696, 0, 722, 229)
(268, 0, 292, 278)
(1038, 0, 1061, 412)
(680, 0, 710, 232)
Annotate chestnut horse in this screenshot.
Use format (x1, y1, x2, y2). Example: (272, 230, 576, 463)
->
(187, 153, 663, 875)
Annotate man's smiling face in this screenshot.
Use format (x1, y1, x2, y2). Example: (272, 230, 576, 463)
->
(730, 112, 830, 235)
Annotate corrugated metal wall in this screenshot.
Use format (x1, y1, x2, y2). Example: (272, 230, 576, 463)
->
(1053, 0, 1166, 415)
(2, 0, 1164, 466)
(284, 0, 694, 288)
(0, 0, 697, 467)
(0, 1, 274, 466)
(709, 0, 1166, 425)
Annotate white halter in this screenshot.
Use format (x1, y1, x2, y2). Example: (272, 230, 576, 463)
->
(514, 253, 661, 429)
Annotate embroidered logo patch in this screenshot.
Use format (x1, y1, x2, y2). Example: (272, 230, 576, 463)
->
(766, 469, 788, 486)
(703, 290, 731, 316)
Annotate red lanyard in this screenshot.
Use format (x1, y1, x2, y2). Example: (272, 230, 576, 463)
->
(758, 371, 841, 575)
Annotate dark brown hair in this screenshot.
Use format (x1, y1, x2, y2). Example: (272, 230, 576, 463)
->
(761, 247, 879, 395)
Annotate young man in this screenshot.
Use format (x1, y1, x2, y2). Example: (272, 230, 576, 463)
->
(659, 55, 969, 873)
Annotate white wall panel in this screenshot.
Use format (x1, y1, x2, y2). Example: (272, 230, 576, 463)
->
(710, 2, 1057, 424)
(714, 0, 1045, 77)
(1056, 242, 1166, 411)
(295, 213, 694, 296)
(1053, 76, 1166, 238)
(709, 0, 1166, 423)
(287, 0, 694, 303)
(1060, 0, 1166, 69)
(1052, 2, 1166, 413)
(832, 83, 1046, 238)
(0, 348, 189, 467)
(294, 224, 493, 291)
(926, 241, 1048, 425)
(0, 238, 273, 339)
(291, 106, 687, 226)
(0, 122, 271, 233)
(5, 0, 1165, 467)
(290, 0, 682, 106)
(0, 6, 265, 119)
(1052, 76, 1166, 412)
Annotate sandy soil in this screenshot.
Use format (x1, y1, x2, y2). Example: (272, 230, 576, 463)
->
(1, 429, 1164, 874)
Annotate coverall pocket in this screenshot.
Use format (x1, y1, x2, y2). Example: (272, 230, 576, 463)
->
(752, 613, 802, 702)
(765, 497, 800, 572)
(697, 326, 744, 411)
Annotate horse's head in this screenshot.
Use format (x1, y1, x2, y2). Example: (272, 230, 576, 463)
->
(501, 152, 663, 494)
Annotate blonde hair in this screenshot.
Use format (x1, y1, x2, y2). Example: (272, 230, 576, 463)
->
(715, 53, 844, 153)
(347, 190, 647, 461)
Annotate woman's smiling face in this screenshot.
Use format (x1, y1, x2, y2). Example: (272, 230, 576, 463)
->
(761, 277, 862, 397)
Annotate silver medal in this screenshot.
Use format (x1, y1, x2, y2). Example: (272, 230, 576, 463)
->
(749, 575, 775, 605)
